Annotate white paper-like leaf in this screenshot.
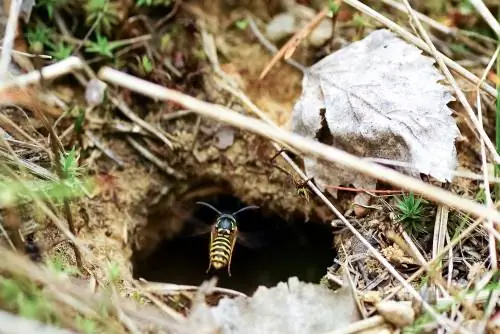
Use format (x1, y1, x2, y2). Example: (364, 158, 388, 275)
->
(184, 277, 360, 334)
(291, 29, 460, 195)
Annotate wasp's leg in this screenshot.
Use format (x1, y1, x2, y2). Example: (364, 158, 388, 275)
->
(227, 233, 238, 277)
(206, 259, 213, 273)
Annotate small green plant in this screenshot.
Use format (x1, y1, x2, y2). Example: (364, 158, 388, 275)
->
(60, 148, 82, 180)
(46, 253, 79, 276)
(475, 187, 487, 204)
(327, 0, 340, 17)
(49, 42, 73, 61)
(139, 55, 153, 74)
(234, 19, 249, 30)
(84, 0, 119, 34)
(458, 0, 474, 15)
(352, 13, 368, 28)
(36, 0, 67, 19)
(394, 192, 428, 234)
(136, 0, 171, 7)
(106, 261, 121, 283)
(0, 277, 56, 324)
(74, 107, 86, 134)
(76, 316, 100, 334)
(26, 23, 55, 52)
(85, 34, 122, 58)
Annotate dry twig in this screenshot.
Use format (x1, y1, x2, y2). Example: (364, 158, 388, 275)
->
(259, 7, 329, 79)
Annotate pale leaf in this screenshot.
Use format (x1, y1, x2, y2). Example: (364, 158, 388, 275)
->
(291, 29, 460, 195)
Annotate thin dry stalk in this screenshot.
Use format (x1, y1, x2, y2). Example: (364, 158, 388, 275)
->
(380, 0, 455, 35)
(131, 281, 186, 323)
(125, 136, 184, 178)
(0, 0, 22, 80)
(0, 57, 84, 91)
(399, 0, 500, 164)
(143, 281, 247, 298)
(259, 7, 329, 79)
(323, 315, 385, 334)
(468, 0, 500, 38)
(97, 67, 500, 225)
(341, 0, 496, 98)
(108, 95, 174, 149)
(476, 46, 500, 270)
(475, 46, 499, 332)
(0, 47, 52, 59)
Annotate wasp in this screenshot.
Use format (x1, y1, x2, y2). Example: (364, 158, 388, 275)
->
(195, 202, 260, 276)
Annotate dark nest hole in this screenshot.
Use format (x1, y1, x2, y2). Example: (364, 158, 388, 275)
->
(132, 192, 336, 296)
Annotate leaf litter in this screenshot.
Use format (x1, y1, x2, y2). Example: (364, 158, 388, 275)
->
(291, 29, 461, 197)
(184, 277, 361, 334)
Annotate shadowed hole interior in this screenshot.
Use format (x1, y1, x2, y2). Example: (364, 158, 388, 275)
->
(132, 194, 336, 296)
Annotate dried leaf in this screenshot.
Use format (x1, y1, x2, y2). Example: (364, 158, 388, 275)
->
(291, 29, 460, 196)
(184, 277, 361, 334)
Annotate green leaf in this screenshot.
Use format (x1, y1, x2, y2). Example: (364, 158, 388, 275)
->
(235, 19, 249, 30)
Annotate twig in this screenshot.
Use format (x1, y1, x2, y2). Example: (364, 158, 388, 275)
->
(0, 56, 84, 91)
(0, 218, 17, 251)
(86, 130, 125, 168)
(341, 0, 496, 98)
(143, 281, 248, 298)
(125, 136, 184, 178)
(247, 17, 307, 73)
(432, 203, 450, 300)
(364, 157, 500, 184)
(323, 315, 385, 334)
(98, 67, 479, 330)
(468, 0, 500, 38)
(0, 0, 22, 80)
(97, 67, 500, 225)
(131, 280, 186, 323)
(108, 95, 173, 150)
(259, 8, 328, 79)
(380, 0, 455, 35)
(0, 47, 52, 59)
(475, 46, 499, 333)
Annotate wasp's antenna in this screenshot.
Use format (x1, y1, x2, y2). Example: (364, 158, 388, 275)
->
(196, 202, 223, 215)
(232, 205, 260, 217)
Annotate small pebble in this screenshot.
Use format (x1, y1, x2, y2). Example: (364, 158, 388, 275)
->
(214, 126, 235, 150)
(308, 19, 333, 47)
(266, 13, 297, 42)
(85, 78, 107, 107)
(376, 300, 415, 327)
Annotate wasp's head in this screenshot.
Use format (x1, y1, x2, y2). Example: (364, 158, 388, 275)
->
(216, 214, 237, 232)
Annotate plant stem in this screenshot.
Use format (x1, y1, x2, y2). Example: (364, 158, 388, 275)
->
(496, 6, 500, 201)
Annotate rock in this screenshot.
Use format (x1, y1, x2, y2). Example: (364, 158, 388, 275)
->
(85, 78, 107, 107)
(308, 18, 333, 47)
(376, 300, 415, 327)
(214, 126, 235, 150)
(266, 13, 297, 42)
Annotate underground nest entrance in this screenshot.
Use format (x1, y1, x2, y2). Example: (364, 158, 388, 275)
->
(132, 193, 336, 295)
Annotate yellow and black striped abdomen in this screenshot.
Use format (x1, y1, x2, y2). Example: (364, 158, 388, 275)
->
(209, 233, 232, 269)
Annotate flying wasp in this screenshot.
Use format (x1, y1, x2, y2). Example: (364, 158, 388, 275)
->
(195, 202, 260, 276)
